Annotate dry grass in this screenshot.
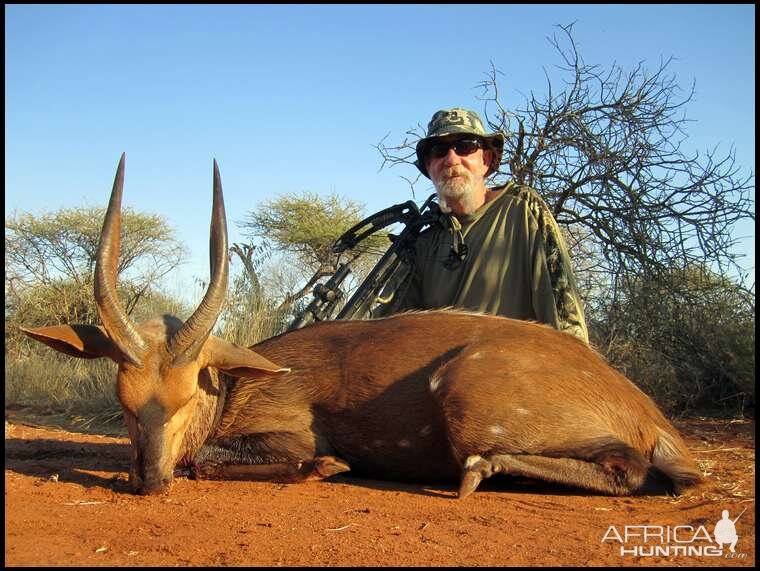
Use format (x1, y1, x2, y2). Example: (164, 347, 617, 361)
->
(4, 279, 288, 425)
(5, 350, 121, 420)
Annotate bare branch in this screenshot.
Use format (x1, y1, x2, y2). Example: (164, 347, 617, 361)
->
(378, 23, 754, 299)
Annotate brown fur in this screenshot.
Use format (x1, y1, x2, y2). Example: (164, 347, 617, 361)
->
(195, 311, 703, 495)
(20, 159, 704, 498)
(23, 308, 704, 497)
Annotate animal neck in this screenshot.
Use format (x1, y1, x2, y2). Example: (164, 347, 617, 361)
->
(177, 368, 228, 465)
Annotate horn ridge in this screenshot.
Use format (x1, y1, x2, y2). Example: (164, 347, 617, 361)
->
(167, 159, 229, 367)
(94, 153, 146, 366)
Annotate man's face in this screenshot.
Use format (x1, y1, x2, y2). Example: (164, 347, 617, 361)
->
(424, 137, 492, 214)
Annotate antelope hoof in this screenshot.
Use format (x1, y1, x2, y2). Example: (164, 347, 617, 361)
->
(458, 455, 494, 499)
(303, 456, 351, 481)
(458, 471, 483, 499)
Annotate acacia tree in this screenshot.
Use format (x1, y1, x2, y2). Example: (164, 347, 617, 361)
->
(377, 23, 754, 309)
(5, 205, 186, 329)
(238, 192, 387, 313)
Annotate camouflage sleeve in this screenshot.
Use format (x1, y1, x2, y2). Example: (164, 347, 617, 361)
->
(513, 186, 590, 344)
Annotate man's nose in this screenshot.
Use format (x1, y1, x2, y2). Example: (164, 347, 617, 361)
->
(444, 147, 461, 165)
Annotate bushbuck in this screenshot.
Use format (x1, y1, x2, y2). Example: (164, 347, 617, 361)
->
(22, 155, 704, 498)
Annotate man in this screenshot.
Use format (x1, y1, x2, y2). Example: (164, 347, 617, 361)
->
(714, 509, 740, 553)
(377, 107, 589, 344)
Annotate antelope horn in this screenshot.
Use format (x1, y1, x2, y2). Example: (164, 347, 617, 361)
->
(94, 153, 146, 366)
(167, 159, 229, 367)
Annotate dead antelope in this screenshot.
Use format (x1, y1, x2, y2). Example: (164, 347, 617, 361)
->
(22, 155, 704, 498)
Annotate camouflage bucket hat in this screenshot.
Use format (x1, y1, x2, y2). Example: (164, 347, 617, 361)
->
(414, 108, 505, 179)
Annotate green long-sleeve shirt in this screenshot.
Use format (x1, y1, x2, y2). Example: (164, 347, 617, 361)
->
(376, 181, 589, 344)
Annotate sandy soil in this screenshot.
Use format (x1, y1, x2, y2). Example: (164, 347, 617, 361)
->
(4, 409, 755, 567)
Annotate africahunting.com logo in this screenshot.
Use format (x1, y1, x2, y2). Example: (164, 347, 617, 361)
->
(601, 508, 748, 559)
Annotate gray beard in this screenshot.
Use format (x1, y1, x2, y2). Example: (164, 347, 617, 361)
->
(434, 174, 478, 214)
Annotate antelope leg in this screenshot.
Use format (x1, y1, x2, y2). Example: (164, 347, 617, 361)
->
(458, 452, 646, 499)
(187, 455, 350, 483)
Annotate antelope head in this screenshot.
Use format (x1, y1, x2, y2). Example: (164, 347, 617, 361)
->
(22, 154, 288, 495)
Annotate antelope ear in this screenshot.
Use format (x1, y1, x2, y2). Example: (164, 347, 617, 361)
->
(20, 325, 122, 362)
(205, 336, 290, 379)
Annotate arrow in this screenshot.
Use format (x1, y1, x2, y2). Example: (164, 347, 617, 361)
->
(732, 507, 747, 524)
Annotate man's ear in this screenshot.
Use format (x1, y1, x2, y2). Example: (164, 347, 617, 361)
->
(204, 336, 290, 379)
(20, 324, 122, 362)
(481, 147, 494, 175)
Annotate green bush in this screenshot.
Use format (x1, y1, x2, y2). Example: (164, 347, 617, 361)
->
(592, 266, 755, 417)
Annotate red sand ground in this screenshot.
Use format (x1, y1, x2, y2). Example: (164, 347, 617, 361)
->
(4, 409, 755, 567)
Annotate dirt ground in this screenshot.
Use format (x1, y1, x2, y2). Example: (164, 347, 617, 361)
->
(4, 408, 755, 567)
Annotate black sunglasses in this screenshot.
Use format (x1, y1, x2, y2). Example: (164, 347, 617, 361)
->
(426, 138, 484, 160)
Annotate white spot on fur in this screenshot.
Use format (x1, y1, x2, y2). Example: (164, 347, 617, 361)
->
(515, 408, 531, 415)
(429, 373, 444, 393)
(489, 425, 505, 435)
(397, 439, 412, 448)
(468, 351, 483, 360)
(419, 425, 432, 437)
(464, 455, 483, 469)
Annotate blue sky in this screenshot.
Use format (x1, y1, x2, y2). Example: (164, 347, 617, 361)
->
(6, 4, 755, 304)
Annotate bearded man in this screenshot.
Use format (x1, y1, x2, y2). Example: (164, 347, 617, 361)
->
(377, 108, 589, 344)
